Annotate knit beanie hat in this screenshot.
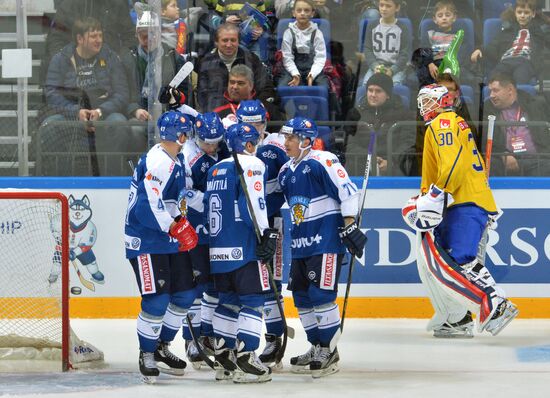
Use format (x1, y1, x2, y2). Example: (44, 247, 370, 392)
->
(366, 73, 393, 96)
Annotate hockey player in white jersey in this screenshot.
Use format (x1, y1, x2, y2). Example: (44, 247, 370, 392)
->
(204, 122, 278, 383)
(278, 117, 367, 378)
(181, 112, 229, 368)
(236, 100, 289, 369)
(125, 110, 199, 383)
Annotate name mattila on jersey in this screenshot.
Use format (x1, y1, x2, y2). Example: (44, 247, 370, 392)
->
(206, 178, 227, 191)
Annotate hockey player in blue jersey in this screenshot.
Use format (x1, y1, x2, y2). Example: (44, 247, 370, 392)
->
(204, 122, 278, 383)
(125, 110, 199, 383)
(181, 112, 229, 368)
(278, 117, 367, 378)
(236, 100, 289, 370)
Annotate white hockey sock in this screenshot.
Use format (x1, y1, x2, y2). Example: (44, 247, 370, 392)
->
(201, 293, 219, 333)
(162, 303, 188, 335)
(314, 302, 341, 348)
(137, 311, 163, 352)
(184, 298, 201, 330)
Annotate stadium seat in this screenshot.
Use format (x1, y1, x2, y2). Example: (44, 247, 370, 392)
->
(281, 96, 330, 121)
(277, 85, 329, 99)
(483, 0, 515, 19)
(277, 18, 331, 56)
(357, 17, 413, 52)
(483, 18, 502, 49)
(355, 84, 411, 110)
(460, 84, 474, 105)
(419, 18, 475, 59)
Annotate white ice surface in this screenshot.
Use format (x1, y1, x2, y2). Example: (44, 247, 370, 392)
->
(1, 318, 550, 398)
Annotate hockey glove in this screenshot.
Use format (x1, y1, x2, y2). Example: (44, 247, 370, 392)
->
(169, 217, 198, 252)
(339, 221, 367, 258)
(158, 86, 186, 109)
(256, 228, 279, 263)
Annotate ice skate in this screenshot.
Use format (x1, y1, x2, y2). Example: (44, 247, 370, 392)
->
(310, 345, 339, 378)
(48, 273, 59, 284)
(185, 339, 204, 370)
(483, 299, 519, 336)
(139, 350, 159, 384)
(259, 333, 283, 371)
(214, 340, 237, 381)
(199, 335, 215, 357)
(234, 347, 272, 383)
(433, 311, 474, 338)
(154, 341, 186, 376)
(290, 343, 319, 374)
(90, 270, 105, 284)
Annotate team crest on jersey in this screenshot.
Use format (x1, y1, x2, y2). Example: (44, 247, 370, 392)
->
(177, 190, 188, 217)
(440, 119, 451, 129)
(289, 196, 310, 225)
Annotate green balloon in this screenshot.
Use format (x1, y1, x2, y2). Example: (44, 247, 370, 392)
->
(438, 29, 464, 78)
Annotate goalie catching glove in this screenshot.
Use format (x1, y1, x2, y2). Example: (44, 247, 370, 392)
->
(169, 217, 198, 251)
(158, 86, 186, 109)
(401, 184, 454, 232)
(256, 228, 279, 263)
(339, 220, 367, 258)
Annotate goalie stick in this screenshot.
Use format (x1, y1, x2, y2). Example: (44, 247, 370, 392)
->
(341, 128, 376, 332)
(231, 151, 294, 365)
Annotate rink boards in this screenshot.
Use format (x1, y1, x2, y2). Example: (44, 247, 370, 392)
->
(1, 177, 550, 318)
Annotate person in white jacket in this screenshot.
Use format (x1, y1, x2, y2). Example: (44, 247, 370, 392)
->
(279, 0, 328, 88)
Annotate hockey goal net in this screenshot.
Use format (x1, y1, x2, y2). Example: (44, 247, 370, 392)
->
(0, 190, 103, 371)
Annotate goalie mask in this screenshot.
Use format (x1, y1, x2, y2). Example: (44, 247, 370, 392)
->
(417, 84, 454, 122)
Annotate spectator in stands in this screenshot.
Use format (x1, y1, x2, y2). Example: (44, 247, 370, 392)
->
(413, 0, 475, 87)
(274, 0, 332, 19)
(41, 0, 135, 83)
(344, 73, 416, 176)
(361, 0, 410, 86)
(160, 0, 188, 55)
(211, 0, 270, 60)
(483, 72, 550, 176)
(121, 9, 189, 157)
(279, 0, 329, 89)
(213, 64, 283, 122)
(42, 17, 129, 176)
(195, 23, 276, 112)
(470, 0, 545, 85)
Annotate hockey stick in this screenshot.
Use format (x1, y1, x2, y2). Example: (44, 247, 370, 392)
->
(340, 128, 376, 332)
(186, 313, 216, 370)
(231, 151, 294, 361)
(476, 115, 496, 266)
(169, 61, 194, 89)
(71, 259, 95, 292)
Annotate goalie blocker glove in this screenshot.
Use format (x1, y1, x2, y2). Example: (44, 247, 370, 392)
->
(169, 217, 198, 252)
(158, 86, 186, 109)
(256, 228, 279, 263)
(338, 221, 367, 258)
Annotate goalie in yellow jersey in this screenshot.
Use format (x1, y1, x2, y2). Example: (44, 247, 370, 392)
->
(401, 84, 518, 338)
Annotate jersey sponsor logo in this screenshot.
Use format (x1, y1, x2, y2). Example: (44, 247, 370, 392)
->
(210, 247, 244, 262)
(289, 196, 310, 225)
(152, 187, 160, 196)
(200, 161, 211, 173)
(207, 178, 228, 191)
(308, 271, 316, 280)
(260, 149, 278, 159)
(254, 181, 262, 191)
(212, 168, 227, 177)
(248, 169, 262, 177)
(190, 152, 202, 167)
(302, 165, 311, 174)
(124, 235, 141, 250)
(321, 253, 336, 289)
(440, 119, 451, 129)
(291, 176, 296, 183)
(458, 120, 469, 130)
(326, 158, 340, 167)
(138, 254, 155, 294)
(146, 173, 163, 185)
(337, 169, 346, 178)
(291, 234, 323, 248)
(259, 262, 270, 291)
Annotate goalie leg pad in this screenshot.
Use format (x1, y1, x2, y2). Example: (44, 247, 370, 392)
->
(420, 232, 500, 332)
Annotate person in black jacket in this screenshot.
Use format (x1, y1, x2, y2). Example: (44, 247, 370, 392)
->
(344, 73, 416, 176)
(195, 23, 276, 112)
(470, 0, 546, 84)
(483, 72, 550, 176)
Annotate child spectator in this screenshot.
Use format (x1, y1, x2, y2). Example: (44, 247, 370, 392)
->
(361, 0, 410, 86)
(160, 0, 187, 55)
(415, 0, 473, 87)
(470, 0, 545, 85)
(279, 0, 328, 88)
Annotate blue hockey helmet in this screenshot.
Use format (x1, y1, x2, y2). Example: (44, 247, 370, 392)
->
(157, 110, 193, 142)
(236, 100, 267, 124)
(194, 112, 225, 143)
(280, 117, 318, 140)
(225, 123, 260, 153)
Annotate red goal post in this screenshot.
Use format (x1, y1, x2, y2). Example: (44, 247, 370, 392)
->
(0, 190, 70, 371)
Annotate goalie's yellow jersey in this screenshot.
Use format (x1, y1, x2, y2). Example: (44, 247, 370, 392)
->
(421, 111, 497, 213)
